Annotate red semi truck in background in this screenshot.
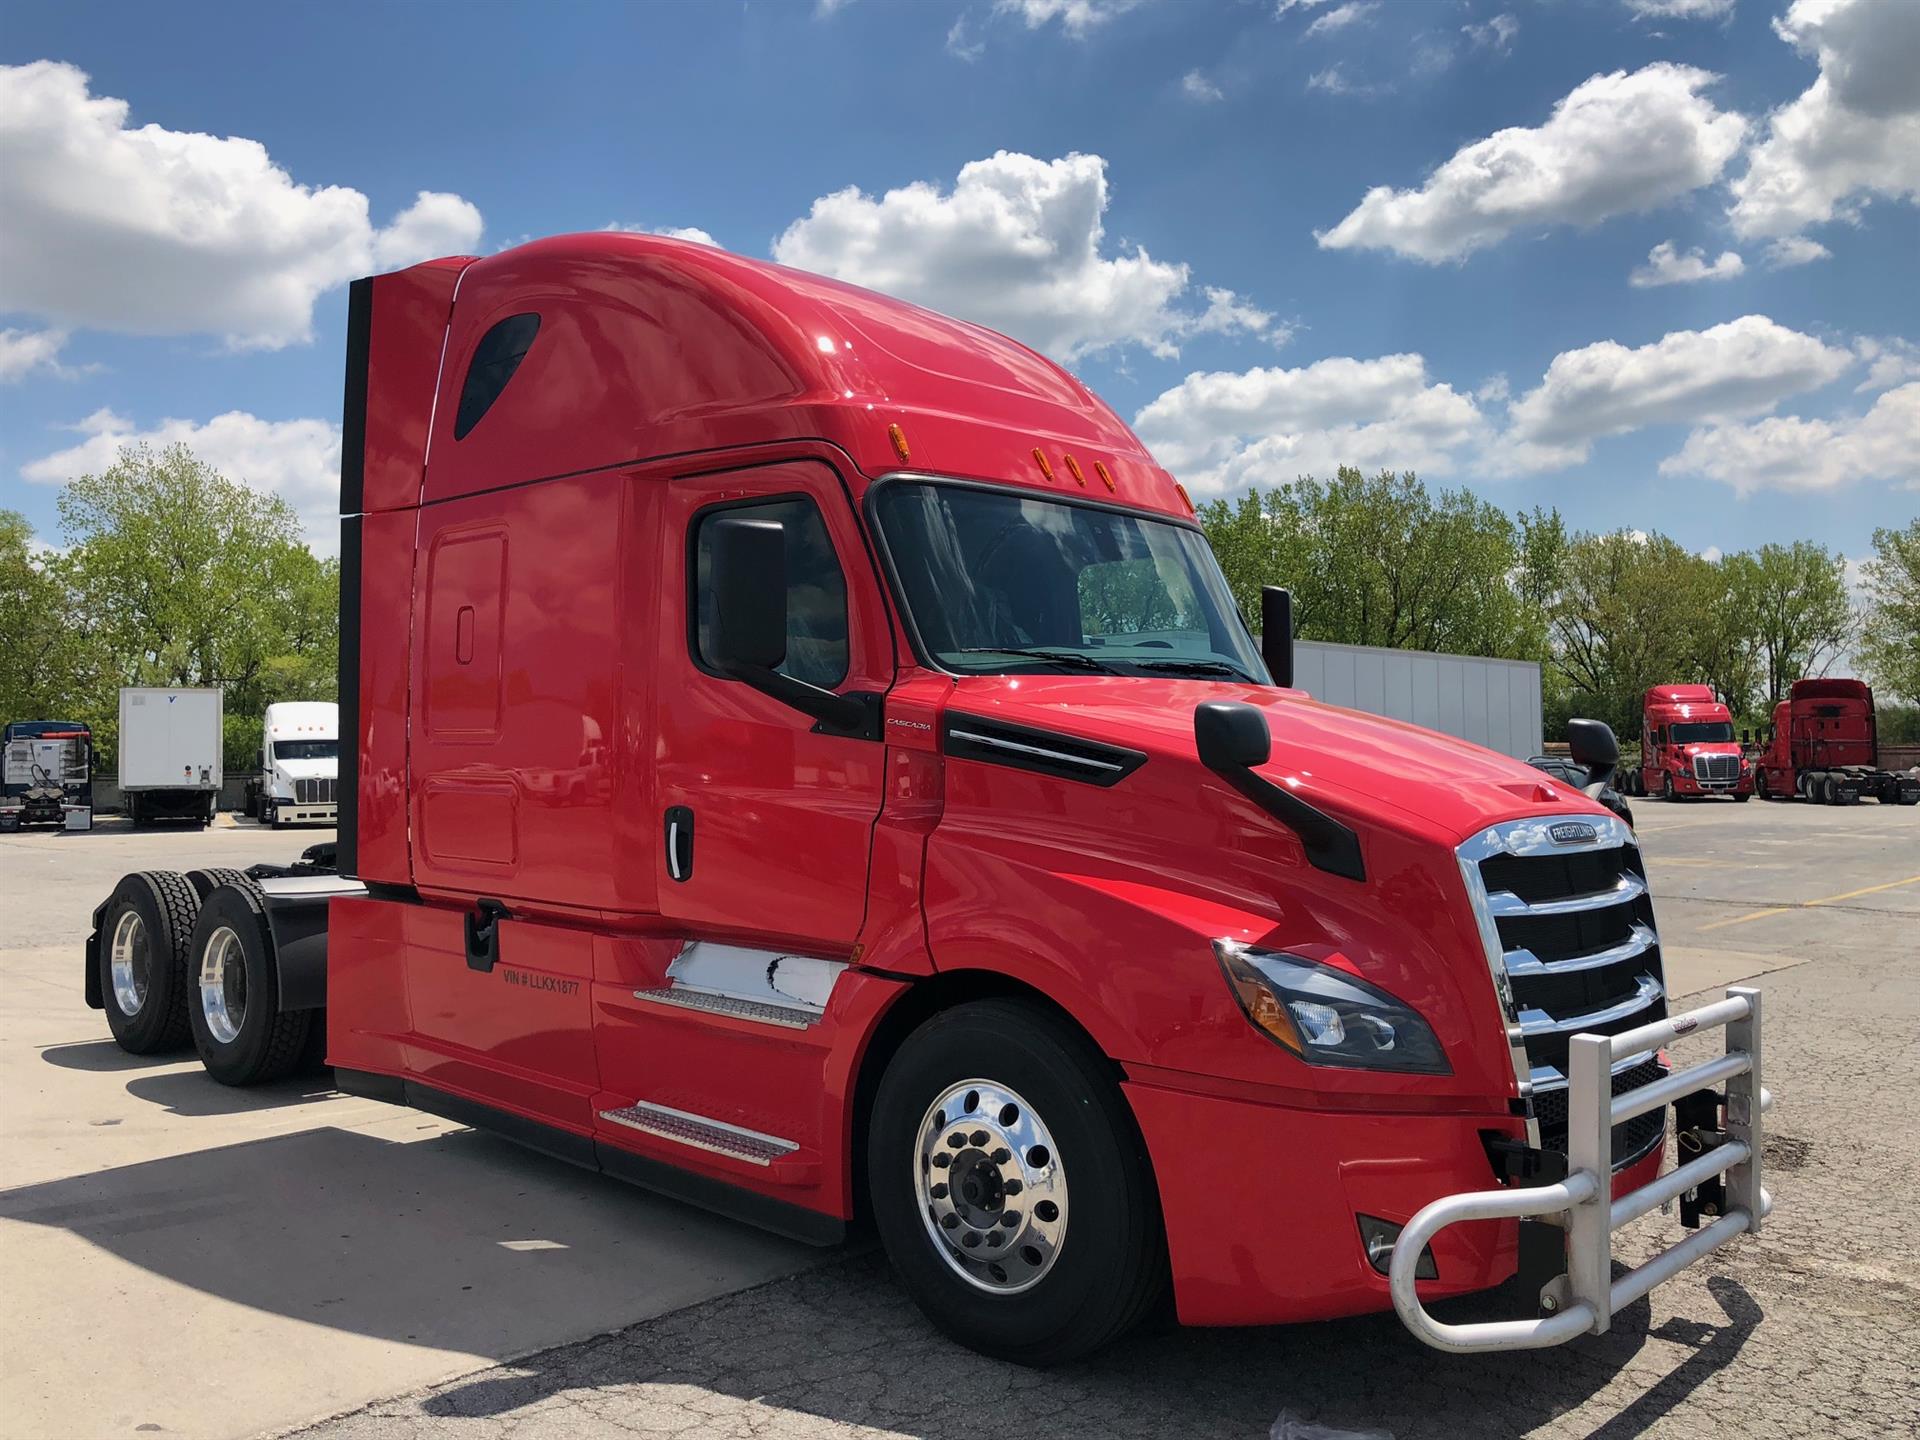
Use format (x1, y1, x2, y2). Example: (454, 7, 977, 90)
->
(1755, 678, 1920, 805)
(1623, 685, 1751, 801)
(80, 235, 1773, 1362)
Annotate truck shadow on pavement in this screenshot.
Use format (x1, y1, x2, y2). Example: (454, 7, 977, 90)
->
(389, 1253, 1762, 1440)
(0, 1121, 1764, 1440)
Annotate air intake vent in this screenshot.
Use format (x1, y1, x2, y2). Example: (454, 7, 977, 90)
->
(942, 714, 1147, 788)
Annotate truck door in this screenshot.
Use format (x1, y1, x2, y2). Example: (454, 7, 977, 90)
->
(654, 460, 892, 951)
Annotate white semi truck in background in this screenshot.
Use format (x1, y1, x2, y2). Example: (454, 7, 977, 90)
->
(118, 687, 223, 827)
(249, 701, 339, 827)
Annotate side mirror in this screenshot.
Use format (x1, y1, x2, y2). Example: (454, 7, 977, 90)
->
(1566, 718, 1619, 793)
(707, 518, 788, 676)
(1259, 586, 1293, 688)
(1196, 700, 1272, 771)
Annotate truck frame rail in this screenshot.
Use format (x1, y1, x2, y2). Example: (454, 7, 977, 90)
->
(1390, 986, 1770, 1352)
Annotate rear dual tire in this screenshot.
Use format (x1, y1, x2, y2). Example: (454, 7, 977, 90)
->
(868, 1000, 1167, 1366)
(186, 883, 315, 1086)
(98, 871, 201, 1053)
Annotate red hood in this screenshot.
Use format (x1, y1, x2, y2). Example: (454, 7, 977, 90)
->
(944, 675, 1601, 846)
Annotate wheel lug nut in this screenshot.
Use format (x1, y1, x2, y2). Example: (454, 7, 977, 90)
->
(948, 1133, 967, 1148)
(1000, 1211, 1020, 1228)
(941, 1213, 959, 1230)
(932, 1153, 950, 1168)
(991, 1147, 1011, 1164)
(970, 1130, 989, 1147)
(930, 1183, 948, 1199)
(1003, 1179, 1022, 1195)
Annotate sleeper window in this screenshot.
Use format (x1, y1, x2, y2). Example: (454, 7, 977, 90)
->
(693, 498, 849, 689)
(454, 313, 541, 440)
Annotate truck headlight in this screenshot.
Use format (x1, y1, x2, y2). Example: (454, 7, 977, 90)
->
(1213, 940, 1450, 1074)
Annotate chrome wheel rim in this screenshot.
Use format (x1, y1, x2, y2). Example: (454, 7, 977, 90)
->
(914, 1079, 1067, 1294)
(110, 909, 150, 1016)
(198, 925, 247, 1045)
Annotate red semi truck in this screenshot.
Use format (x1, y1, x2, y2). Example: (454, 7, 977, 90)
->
(1624, 685, 1750, 801)
(81, 234, 1773, 1362)
(1755, 678, 1920, 805)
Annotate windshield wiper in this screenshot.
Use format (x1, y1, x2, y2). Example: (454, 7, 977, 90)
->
(948, 647, 1125, 674)
(1125, 659, 1258, 681)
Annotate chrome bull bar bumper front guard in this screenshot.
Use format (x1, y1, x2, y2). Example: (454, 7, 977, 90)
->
(1391, 986, 1772, 1353)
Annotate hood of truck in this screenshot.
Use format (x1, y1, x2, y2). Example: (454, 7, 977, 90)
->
(944, 674, 1598, 845)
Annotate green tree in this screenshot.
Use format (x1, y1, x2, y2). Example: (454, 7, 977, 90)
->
(1855, 519, 1920, 706)
(0, 510, 104, 722)
(1726, 541, 1854, 707)
(1197, 468, 1553, 662)
(53, 443, 339, 769)
(1547, 530, 1714, 738)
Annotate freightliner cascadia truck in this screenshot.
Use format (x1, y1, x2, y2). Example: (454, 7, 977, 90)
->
(1621, 684, 1751, 801)
(80, 234, 1774, 1362)
(1755, 678, 1920, 805)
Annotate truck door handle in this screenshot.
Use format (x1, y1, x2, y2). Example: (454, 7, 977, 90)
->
(465, 898, 509, 973)
(665, 806, 694, 882)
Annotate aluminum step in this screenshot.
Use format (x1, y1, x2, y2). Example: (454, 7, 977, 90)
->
(631, 985, 817, 1029)
(600, 1101, 798, 1166)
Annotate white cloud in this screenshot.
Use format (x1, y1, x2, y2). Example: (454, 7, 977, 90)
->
(1853, 337, 1920, 393)
(0, 61, 484, 350)
(770, 151, 1271, 362)
(1623, 0, 1736, 20)
(1462, 14, 1519, 54)
(602, 222, 721, 247)
(1317, 64, 1747, 262)
(1763, 234, 1832, 267)
(1629, 240, 1746, 287)
(1494, 315, 1853, 472)
(1304, 2, 1376, 39)
(22, 408, 344, 552)
(993, 0, 1144, 36)
(1132, 353, 1488, 496)
(0, 326, 76, 383)
(1306, 64, 1385, 98)
(1728, 0, 1920, 240)
(1660, 382, 1920, 494)
(1699, 545, 1724, 562)
(1181, 70, 1224, 103)
(947, 16, 985, 61)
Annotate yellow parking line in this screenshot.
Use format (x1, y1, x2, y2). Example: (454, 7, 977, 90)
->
(1697, 874, 1920, 931)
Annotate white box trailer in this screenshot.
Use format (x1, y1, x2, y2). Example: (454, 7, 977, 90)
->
(1293, 640, 1543, 761)
(118, 687, 224, 827)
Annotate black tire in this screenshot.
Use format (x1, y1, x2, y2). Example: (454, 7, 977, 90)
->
(186, 883, 313, 1086)
(868, 999, 1167, 1366)
(97, 871, 200, 1053)
(263, 798, 279, 829)
(1734, 791, 1750, 803)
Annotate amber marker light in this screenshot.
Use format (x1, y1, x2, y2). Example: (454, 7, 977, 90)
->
(1174, 482, 1195, 513)
(1094, 460, 1116, 493)
(1063, 454, 1087, 486)
(888, 424, 911, 464)
(1032, 448, 1056, 481)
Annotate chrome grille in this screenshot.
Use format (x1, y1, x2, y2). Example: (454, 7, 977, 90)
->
(1458, 814, 1669, 1168)
(294, 777, 337, 805)
(1692, 754, 1740, 784)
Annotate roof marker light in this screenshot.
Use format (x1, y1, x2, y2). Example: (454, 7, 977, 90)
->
(1032, 448, 1055, 482)
(1174, 482, 1195, 513)
(1063, 454, 1086, 487)
(888, 424, 911, 463)
(1094, 461, 1116, 493)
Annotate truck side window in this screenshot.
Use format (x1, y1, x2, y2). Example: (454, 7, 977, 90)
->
(692, 497, 849, 689)
(454, 313, 541, 440)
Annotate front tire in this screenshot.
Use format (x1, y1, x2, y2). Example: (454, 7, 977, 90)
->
(98, 871, 199, 1053)
(868, 999, 1166, 1366)
(187, 883, 313, 1085)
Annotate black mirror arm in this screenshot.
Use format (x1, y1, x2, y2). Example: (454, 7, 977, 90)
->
(1205, 761, 1366, 882)
(723, 662, 878, 739)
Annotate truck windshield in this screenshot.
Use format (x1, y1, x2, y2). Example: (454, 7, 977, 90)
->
(1670, 722, 1734, 744)
(873, 481, 1266, 681)
(273, 739, 338, 761)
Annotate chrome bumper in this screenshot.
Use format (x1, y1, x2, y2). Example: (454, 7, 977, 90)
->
(1391, 986, 1770, 1352)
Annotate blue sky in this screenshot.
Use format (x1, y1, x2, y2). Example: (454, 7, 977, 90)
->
(2, 0, 1915, 568)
